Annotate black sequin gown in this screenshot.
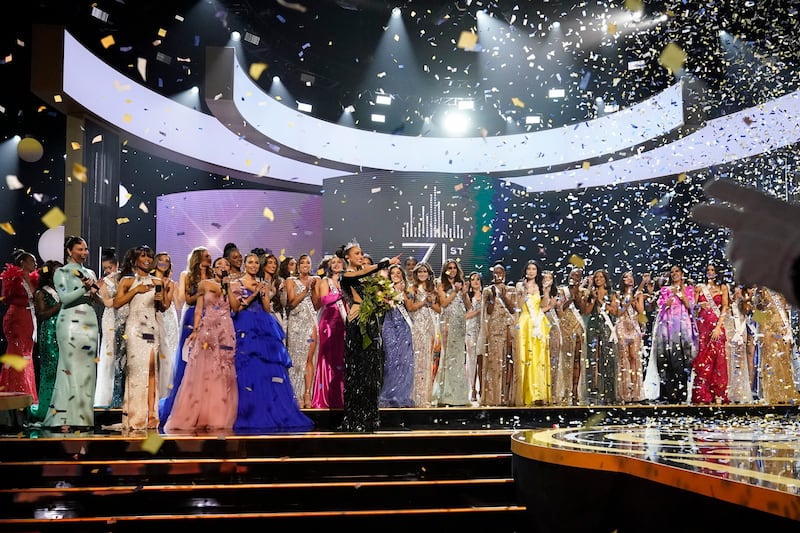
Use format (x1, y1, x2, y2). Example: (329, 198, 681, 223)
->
(340, 270, 385, 432)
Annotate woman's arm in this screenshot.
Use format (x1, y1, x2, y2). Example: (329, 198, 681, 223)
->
(112, 277, 142, 309)
(34, 290, 60, 321)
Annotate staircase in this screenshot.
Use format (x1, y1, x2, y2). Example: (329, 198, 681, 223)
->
(0, 412, 527, 531)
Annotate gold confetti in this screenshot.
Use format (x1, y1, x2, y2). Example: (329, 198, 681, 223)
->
(41, 207, 66, 229)
(0, 222, 16, 235)
(116, 217, 130, 225)
(72, 163, 88, 183)
(511, 97, 525, 108)
(70, 141, 81, 151)
(249, 62, 269, 80)
(53, 95, 62, 103)
(122, 113, 133, 123)
(623, 0, 644, 12)
(677, 173, 687, 182)
(568, 254, 585, 268)
(752, 309, 766, 326)
(582, 161, 591, 170)
(607, 23, 617, 35)
(140, 432, 164, 455)
(456, 31, 478, 50)
(157, 28, 167, 38)
(584, 411, 606, 428)
(262, 207, 275, 221)
(481, 225, 491, 233)
(100, 35, 115, 49)
(0, 354, 29, 371)
(658, 42, 687, 75)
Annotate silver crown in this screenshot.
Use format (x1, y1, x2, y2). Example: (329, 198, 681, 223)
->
(344, 237, 360, 252)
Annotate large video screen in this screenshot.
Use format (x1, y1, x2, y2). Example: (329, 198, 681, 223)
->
(157, 189, 322, 273)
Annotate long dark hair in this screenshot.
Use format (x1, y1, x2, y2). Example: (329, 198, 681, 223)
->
(120, 245, 154, 277)
(520, 259, 544, 295)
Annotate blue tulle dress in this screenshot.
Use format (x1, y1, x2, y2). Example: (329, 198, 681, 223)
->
(158, 302, 195, 430)
(233, 287, 314, 434)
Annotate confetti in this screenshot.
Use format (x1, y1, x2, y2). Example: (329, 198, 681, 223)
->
(658, 42, 687, 76)
(41, 208, 66, 229)
(263, 207, 275, 221)
(5, 175, 23, 190)
(72, 163, 88, 183)
(116, 217, 130, 225)
(456, 31, 478, 50)
(100, 35, 115, 49)
(568, 255, 585, 268)
(0, 354, 30, 371)
(140, 432, 164, 454)
(249, 62, 269, 80)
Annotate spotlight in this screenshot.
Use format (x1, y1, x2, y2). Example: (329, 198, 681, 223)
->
(231, 31, 241, 42)
(190, 86, 199, 94)
(344, 105, 356, 113)
(392, 7, 401, 17)
(551, 21, 561, 30)
(272, 75, 280, 83)
(442, 111, 470, 135)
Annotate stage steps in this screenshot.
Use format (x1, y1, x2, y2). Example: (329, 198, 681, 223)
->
(0, 429, 526, 531)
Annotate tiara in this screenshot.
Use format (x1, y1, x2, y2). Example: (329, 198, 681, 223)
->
(344, 237, 360, 252)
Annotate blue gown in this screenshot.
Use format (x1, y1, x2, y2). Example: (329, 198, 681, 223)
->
(158, 303, 195, 430)
(233, 287, 313, 434)
(379, 305, 414, 407)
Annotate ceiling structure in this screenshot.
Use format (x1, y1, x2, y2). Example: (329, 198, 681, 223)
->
(4, 0, 800, 190)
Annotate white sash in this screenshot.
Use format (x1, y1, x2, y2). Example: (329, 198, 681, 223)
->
(730, 296, 746, 344)
(328, 278, 347, 323)
(700, 283, 721, 318)
(523, 292, 544, 339)
(22, 277, 37, 343)
(599, 301, 618, 343)
(561, 286, 585, 332)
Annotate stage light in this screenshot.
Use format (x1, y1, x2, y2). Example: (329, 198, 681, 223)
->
(344, 105, 355, 113)
(548, 88, 565, 99)
(230, 31, 241, 42)
(376, 94, 392, 106)
(297, 102, 313, 113)
(442, 111, 470, 135)
(244, 32, 260, 46)
(300, 73, 315, 87)
(190, 86, 199, 94)
(551, 21, 561, 30)
(272, 75, 280, 83)
(392, 7, 401, 17)
(457, 99, 474, 110)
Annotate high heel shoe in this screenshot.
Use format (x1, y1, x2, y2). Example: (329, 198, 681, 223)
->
(303, 391, 312, 409)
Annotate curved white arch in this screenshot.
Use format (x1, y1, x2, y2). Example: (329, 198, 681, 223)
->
(505, 88, 800, 192)
(229, 49, 687, 174)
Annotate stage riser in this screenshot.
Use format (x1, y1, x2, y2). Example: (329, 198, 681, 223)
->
(0, 509, 527, 531)
(0, 456, 512, 488)
(0, 433, 512, 462)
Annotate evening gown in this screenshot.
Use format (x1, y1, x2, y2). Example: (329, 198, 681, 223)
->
(409, 287, 437, 407)
(379, 303, 414, 408)
(158, 300, 180, 400)
(583, 298, 617, 405)
(432, 288, 470, 407)
(0, 264, 38, 403)
(29, 286, 59, 422)
(158, 289, 196, 429)
(44, 262, 99, 428)
(312, 278, 346, 408)
(515, 288, 552, 406)
(286, 277, 318, 402)
(94, 273, 118, 407)
(164, 290, 238, 432)
(233, 287, 313, 433)
(340, 270, 385, 432)
(692, 290, 729, 404)
(121, 275, 163, 430)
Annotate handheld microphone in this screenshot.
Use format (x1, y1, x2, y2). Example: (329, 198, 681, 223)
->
(74, 269, 100, 292)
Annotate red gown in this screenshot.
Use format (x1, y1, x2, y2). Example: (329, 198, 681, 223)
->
(0, 264, 38, 402)
(692, 291, 729, 404)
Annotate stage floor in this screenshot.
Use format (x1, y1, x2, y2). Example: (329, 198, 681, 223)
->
(512, 416, 800, 524)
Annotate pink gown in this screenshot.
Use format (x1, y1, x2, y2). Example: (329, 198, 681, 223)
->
(311, 278, 346, 408)
(163, 290, 238, 431)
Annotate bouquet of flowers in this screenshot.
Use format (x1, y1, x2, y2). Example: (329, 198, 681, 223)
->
(358, 273, 404, 348)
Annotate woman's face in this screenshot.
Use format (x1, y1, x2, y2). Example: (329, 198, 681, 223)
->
(622, 271, 633, 286)
(390, 267, 404, 283)
(155, 255, 170, 274)
(200, 249, 212, 267)
(706, 264, 716, 280)
(68, 240, 89, 264)
(264, 257, 278, 276)
(526, 263, 538, 279)
(469, 273, 482, 289)
(21, 255, 37, 273)
(213, 258, 230, 278)
(288, 258, 297, 274)
(245, 255, 260, 275)
(135, 251, 153, 272)
(102, 259, 118, 276)
(670, 266, 683, 282)
(298, 256, 311, 274)
(492, 266, 505, 283)
(228, 249, 243, 270)
(542, 272, 553, 285)
(593, 271, 606, 286)
(445, 262, 458, 278)
(346, 247, 363, 268)
(328, 256, 344, 274)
